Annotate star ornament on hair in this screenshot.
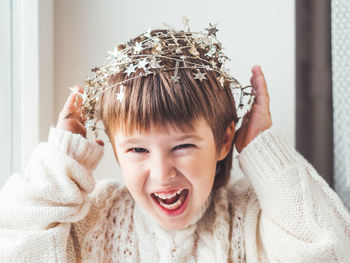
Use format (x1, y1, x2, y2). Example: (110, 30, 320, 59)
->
(134, 41, 143, 54)
(149, 59, 162, 69)
(171, 74, 180, 83)
(91, 67, 100, 73)
(125, 64, 137, 76)
(116, 85, 125, 102)
(182, 15, 190, 32)
(144, 28, 152, 38)
(137, 58, 149, 69)
(205, 23, 219, 37)
(194, 70, 207, 81)
(107, 47, 125, 61)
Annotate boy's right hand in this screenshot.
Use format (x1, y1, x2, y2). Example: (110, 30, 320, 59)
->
(56, 85, 104, 146)
(57, 86, 86, 137)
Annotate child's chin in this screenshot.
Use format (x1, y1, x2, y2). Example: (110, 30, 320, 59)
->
(159, 217, 191, 230)
(155, 210, 195, 230)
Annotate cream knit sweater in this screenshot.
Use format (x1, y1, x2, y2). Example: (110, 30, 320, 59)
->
(0, 125, 350, 263)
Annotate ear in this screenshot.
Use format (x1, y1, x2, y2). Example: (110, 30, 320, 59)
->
(218, 121, 235, 161)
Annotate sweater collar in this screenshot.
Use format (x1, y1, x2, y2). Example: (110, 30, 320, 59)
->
(186, 192, 212, 227)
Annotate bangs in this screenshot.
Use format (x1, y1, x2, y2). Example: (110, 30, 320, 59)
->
(101, 67, 222, 136)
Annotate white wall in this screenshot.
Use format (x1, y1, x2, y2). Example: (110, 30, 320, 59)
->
(54, 0, 295, 183)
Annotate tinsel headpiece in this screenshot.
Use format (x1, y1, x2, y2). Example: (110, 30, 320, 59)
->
(70, 17, 255, 138)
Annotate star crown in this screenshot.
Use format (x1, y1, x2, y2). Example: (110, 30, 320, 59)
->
(70, 18, 255, 137)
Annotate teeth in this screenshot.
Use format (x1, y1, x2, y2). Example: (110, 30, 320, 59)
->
(157, 191, 186, 210)
(153, 189, 183, 199)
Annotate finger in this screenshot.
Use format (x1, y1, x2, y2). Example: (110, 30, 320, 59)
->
(71, 85, 84, 109)
(250, 65, 269, 107)
(251, 65, 268, 96)
(60, 95, 80, 123)
(67, 86, 86, 123)
(63, 92, 76, 113)
(242, 110, 251, 126)
(74, 117, 86, 130)
(72, 118, 87, 137)
(58, 95, 76, 122)
(74, 86, 87, 123)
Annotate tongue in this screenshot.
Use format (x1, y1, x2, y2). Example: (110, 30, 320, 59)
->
(162, 194, 180, 204)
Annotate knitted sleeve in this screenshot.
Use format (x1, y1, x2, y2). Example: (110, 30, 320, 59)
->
(0, 126, 104, 263)
(238, 125, 350, 263)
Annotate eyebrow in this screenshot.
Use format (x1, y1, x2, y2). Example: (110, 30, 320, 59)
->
(175, 134, 203, 141)
(118, 134, 203, 148)
(118, 139, 143, 148)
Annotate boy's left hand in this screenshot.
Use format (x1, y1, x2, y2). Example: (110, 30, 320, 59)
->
(234, 65, 273, 153)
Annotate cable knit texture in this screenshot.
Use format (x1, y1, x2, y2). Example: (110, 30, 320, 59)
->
(1, 125, 350, 262)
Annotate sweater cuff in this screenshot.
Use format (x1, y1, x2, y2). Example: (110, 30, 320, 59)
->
(237, 125, 299, 183)
(48, 125, 104, 170)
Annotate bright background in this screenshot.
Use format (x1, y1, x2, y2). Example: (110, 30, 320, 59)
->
(1, 0, 295, 187)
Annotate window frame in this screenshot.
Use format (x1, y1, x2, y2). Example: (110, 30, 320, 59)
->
(0, 0, 53, 187)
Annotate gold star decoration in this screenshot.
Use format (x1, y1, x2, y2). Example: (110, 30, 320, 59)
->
(205, 23, 219, 37)
(137, 58, 149, 69)
(116, 85, 125, 102)
(110, 65, 121, 74)
(125, 64, 137, 76)
(171, 74, 180, 83)
(144, 28, 151, 38)
(134, 41, 143, 54)
(189, 44, 200, 57)
(149, 59, 162, 69)
(91, 67, 100, 72)
(107, 47, 125, 61)
(127, 38, 135, 47)
(69, 86, 82, 96)
(182, 16, 190, 31)
(194, 71, 207, 81)
(152, 43, 163, 54)
(218, 76, 225, 87)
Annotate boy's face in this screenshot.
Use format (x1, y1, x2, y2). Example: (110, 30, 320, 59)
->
(113, 118, 231, 230)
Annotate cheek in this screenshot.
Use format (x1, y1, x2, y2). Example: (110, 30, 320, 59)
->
(178, 150, 217, 183)
(119, 158, 147, 198)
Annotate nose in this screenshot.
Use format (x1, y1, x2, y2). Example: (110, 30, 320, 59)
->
(149, 152, 176, 183)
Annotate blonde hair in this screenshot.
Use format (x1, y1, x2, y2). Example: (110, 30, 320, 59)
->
(98, 30, 238, 189)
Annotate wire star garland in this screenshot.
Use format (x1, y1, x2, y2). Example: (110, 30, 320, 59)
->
(71, 16, 256, 138)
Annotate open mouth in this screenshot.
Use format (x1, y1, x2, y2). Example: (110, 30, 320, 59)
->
(151, 189, 189, 216)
